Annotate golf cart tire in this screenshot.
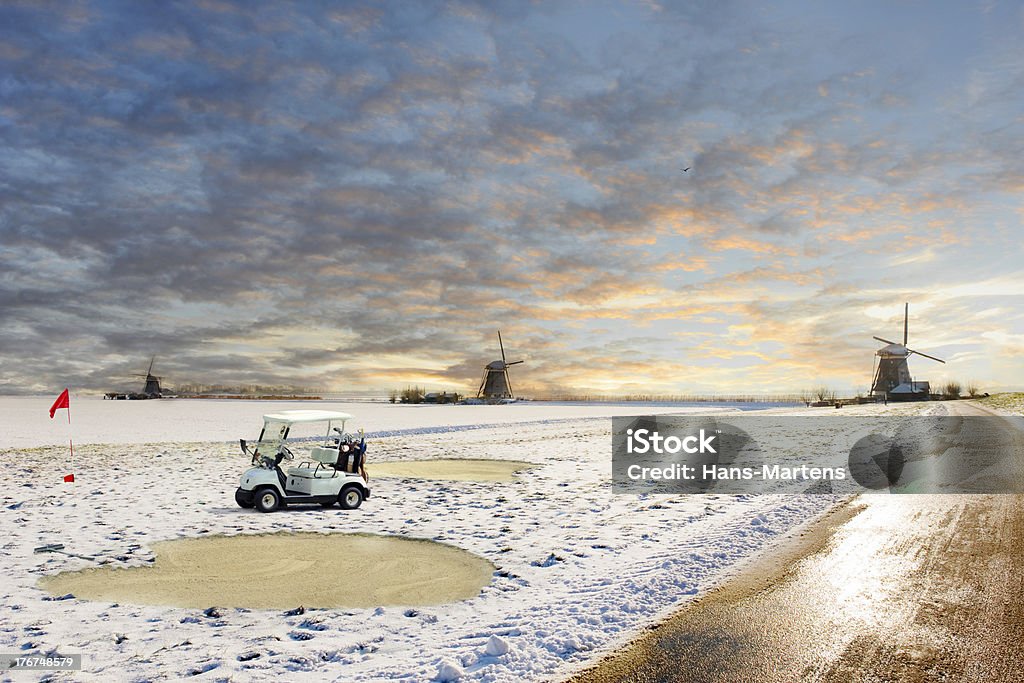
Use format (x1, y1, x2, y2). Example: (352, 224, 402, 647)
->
(339, 485, 364, 510)
(234, 489, 254, 509)
(254, 487, 281, 513)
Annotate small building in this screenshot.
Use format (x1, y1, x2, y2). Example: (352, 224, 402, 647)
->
(423, 391, 461, 404)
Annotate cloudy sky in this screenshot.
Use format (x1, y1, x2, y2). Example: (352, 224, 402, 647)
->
(1, 1, 1022, 397)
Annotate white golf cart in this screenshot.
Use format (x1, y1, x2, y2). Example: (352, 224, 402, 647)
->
(234, 410, 370, 513)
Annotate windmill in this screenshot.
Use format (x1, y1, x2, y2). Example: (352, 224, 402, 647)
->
(871, 303, 944, 401)
(132, 356, 164, 398)
(477, 331, 524, 401)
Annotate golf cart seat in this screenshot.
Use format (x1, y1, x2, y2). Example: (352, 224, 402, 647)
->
(310, 446, 340, 465)
(288, 446, 339, 479)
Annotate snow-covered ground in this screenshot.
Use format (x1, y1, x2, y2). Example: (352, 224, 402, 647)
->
(0, 400, 876, 682)
(0, 395, 753, 449)
(976, 392, 1024, 415)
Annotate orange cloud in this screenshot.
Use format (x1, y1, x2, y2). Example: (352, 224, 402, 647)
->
(651, 256, 712, 272)
(706, 235, 794, 256)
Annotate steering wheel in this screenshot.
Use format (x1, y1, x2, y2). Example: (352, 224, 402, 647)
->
(278, 445, 294, 460)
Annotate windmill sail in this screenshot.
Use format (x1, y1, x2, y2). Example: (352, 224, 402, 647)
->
(871, 303, 944, 401)
(130, 356, 164, 397)
(142, 356, 162, 396)
(477, 331, 524, 400)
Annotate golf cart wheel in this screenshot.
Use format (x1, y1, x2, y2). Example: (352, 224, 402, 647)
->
(254, 487, 281, 513)
(339, 486, 364, 510)
(234, 490, 254, 509)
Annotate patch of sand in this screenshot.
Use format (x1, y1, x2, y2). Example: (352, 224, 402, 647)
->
(39, 533, 494, 609)
(369, 458, 536, 481)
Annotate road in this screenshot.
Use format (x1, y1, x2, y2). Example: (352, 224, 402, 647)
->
(571, 401, 1024, 683)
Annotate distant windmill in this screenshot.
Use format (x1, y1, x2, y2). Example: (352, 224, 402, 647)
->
(477, 331, 524, 401)
(132, 356, 164, 398)
(871, 303, 944, 401)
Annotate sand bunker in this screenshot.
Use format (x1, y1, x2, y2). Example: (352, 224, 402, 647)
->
(39, 533, 494, 609)
(369, 458, 535, 481)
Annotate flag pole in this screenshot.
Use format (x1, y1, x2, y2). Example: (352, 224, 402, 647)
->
(66, 394, 74, 482)
(49, 388, 74, 483)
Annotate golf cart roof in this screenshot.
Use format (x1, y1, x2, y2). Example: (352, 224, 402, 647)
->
(262, 410, 353, 425)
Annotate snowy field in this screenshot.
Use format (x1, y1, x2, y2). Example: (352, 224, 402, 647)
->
(0, 396, 750, 448)
(0, 398, 893, 682)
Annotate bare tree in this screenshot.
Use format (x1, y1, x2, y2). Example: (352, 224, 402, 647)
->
(400, 386, 425, 404)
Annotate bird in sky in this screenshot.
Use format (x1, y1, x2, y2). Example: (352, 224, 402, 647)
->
(680, 167, 691, 172)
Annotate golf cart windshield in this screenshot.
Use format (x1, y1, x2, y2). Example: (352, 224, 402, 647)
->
(255, 410, 353, 454)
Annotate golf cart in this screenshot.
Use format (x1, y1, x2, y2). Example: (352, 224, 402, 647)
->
(234, 410, 370, 513)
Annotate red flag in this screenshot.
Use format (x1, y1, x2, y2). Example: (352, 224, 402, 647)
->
(49, 388, 70, 418)
(49, 389, 75, 483)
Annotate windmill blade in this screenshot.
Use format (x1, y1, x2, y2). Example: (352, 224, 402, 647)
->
(506, 360, 525, 366)
(908, 348, 945, 364)
(903, 303, 909, 346)
(497, 330, 506, 364)
(504, 368, 514, 400)
(873, 336, 898, 345)
(147, 356, 156, 376)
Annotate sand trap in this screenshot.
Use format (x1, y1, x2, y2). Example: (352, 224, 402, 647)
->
(369, 458, 536, 481)
(38, 533, 494, 609)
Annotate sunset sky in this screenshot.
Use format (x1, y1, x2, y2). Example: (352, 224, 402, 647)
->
(1, 1, 1022, 396)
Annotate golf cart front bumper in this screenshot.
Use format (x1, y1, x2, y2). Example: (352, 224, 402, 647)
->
(234, 487, 255, 506)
